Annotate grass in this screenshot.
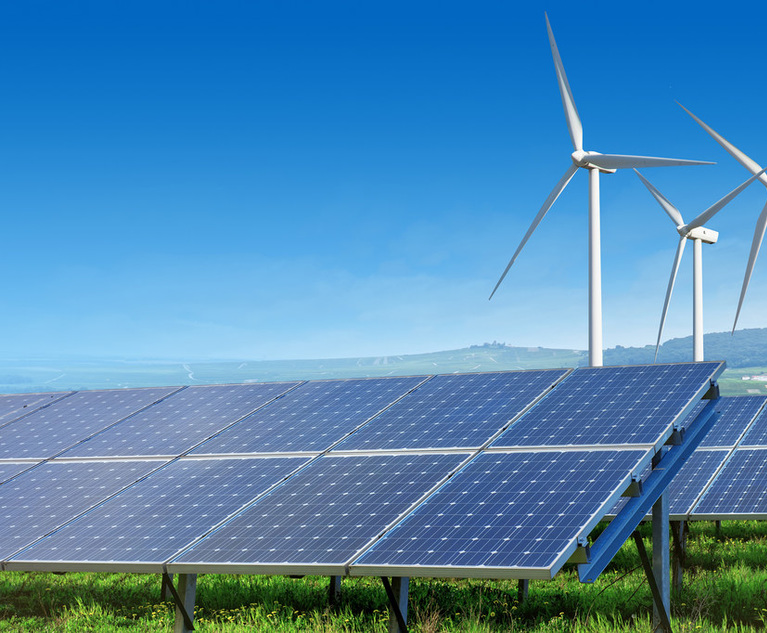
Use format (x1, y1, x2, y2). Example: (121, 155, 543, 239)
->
(1, 521, 767, 631)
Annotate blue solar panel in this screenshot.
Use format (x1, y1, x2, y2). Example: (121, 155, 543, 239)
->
(11, 457, 309, 566)
(493, 363, 721, 448)
(0, 462, 38, 486)
(351, 449, 649, 576)
(333, 370, 568, 451)
(169, 453, 468, 570)
(0, 387, 180, 460)
(0, 460, 164, 560)
(192, 377, 425, 455)
(700, 396, 766, 447)
(736, 403, 767, 446)
(0, 392, 71, 427)
(666, 450, 729, 516)
(691, 449, 767, 518)
(62, 382, 300, 458)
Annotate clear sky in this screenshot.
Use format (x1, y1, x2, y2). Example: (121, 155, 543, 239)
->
(2, 1, 766, 360)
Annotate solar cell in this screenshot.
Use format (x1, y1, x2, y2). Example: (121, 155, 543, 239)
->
(332, 370, 568, 451)
(61, 382, 300, 458)
(0, 392, 71, 427)
(735, 403, 767, 446)
(351, 449, 649, 579)
(0, 460, 164, 560)
(700, 396, 766, 447)
(493, 363, 722, 448)
(10, 456, 309, 570)
(691, 448, 767, 519)
(168, 452, 469, 574)
(192, 376, 425, 455)
(0, 387, 181, 460)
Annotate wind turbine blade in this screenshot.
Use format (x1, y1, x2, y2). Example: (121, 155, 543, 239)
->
(732, 200, 767, 333)
(685, 168, 767, 232)
(489, 163, 578, 300)
(545, 13, 583, 152)
(678, 102, 767, 189)
(655, 236, 687, 362)
(634, 168, 684, 227)
(585, 154, 714, 170)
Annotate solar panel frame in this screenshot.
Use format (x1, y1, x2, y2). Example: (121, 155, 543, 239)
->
(60, 382, 302, 459)
(491, 362, 723, 451)
(348, 447, 653, 580)
(0, 391, 74, 429)
(330, 369, 571, 452)
(167, 452, 472, 577)
(6, 455, 312, 573)
(0, 386, 183, 460)
(0, 459, 170, 563)
(700, 396, 767, 448)
(688, 447, 767, 521)
(191, 376, 429, 456)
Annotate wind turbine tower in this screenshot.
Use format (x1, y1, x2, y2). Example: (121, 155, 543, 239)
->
(679, 103, 767, 334)
(634, 169, 765, 361)
(490, 15, 713, 367)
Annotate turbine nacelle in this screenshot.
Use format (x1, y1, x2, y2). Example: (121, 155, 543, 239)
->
(571, 150, 617, 174)
(679, 225, 718, 244)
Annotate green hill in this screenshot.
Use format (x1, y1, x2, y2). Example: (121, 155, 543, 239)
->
(1, 328, 766, 396)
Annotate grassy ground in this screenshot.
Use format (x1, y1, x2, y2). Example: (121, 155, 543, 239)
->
(1, 521, 766, 631)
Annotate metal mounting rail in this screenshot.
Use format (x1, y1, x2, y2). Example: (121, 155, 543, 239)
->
(578, 395, 719, 583)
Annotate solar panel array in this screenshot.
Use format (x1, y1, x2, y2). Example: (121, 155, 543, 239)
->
(608, 395, 767, 521)
(0, 363, 723, 581)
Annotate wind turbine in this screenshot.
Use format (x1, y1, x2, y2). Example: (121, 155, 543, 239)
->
(634, 168, 765, 362)
(679, 103, 767, 333)
(489, 14, 713, 367)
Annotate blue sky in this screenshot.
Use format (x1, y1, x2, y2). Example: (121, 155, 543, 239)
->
(1, 1, 766, 360)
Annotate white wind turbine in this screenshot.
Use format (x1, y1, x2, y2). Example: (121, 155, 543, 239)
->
(634, 168, 765, 362)
(489, 14, 713, 367)
(679, 103, 767, 333)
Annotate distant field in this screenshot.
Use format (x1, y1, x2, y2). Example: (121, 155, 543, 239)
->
(0, 349, 762, 396)
(0, 346, 587, 393)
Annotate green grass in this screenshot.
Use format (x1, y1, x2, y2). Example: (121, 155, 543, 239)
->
(2, 522, 767, 631)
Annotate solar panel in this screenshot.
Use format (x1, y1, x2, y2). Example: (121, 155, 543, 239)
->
(9, 456, 309, 570)
(332, 370, 568, 451)
(192, 376, 425, 455)
(0, 460, 165, 560)
(0, 387, 181, 460)
(700, 396, 767, 447)
(690, 448, 767, 519)
(350, 449, 650, 579)
(61, 382, 300, 458)
(735, 404, 767, 446)
(168, 452, 469, 575)
(493, 363, 721, 448)
(0, 392, 71, 427)
(0, 462, 39, 486)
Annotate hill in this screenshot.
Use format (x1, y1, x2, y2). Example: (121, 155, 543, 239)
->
(0, 328, 766, 396)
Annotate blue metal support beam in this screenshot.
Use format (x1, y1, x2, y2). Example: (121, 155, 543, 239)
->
(578, 394, 719, 583)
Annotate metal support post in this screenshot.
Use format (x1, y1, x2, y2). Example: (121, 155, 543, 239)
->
(162, 572, 196, 633)
(671, 521, 687, 592)
(652, 491, 670, 630)
(161, 573, 173, 601)
(381, 576, 409, 633)
(328, 576, 342, 605)
(633, 532, 673, 633)
(517, 579, 529, 602)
